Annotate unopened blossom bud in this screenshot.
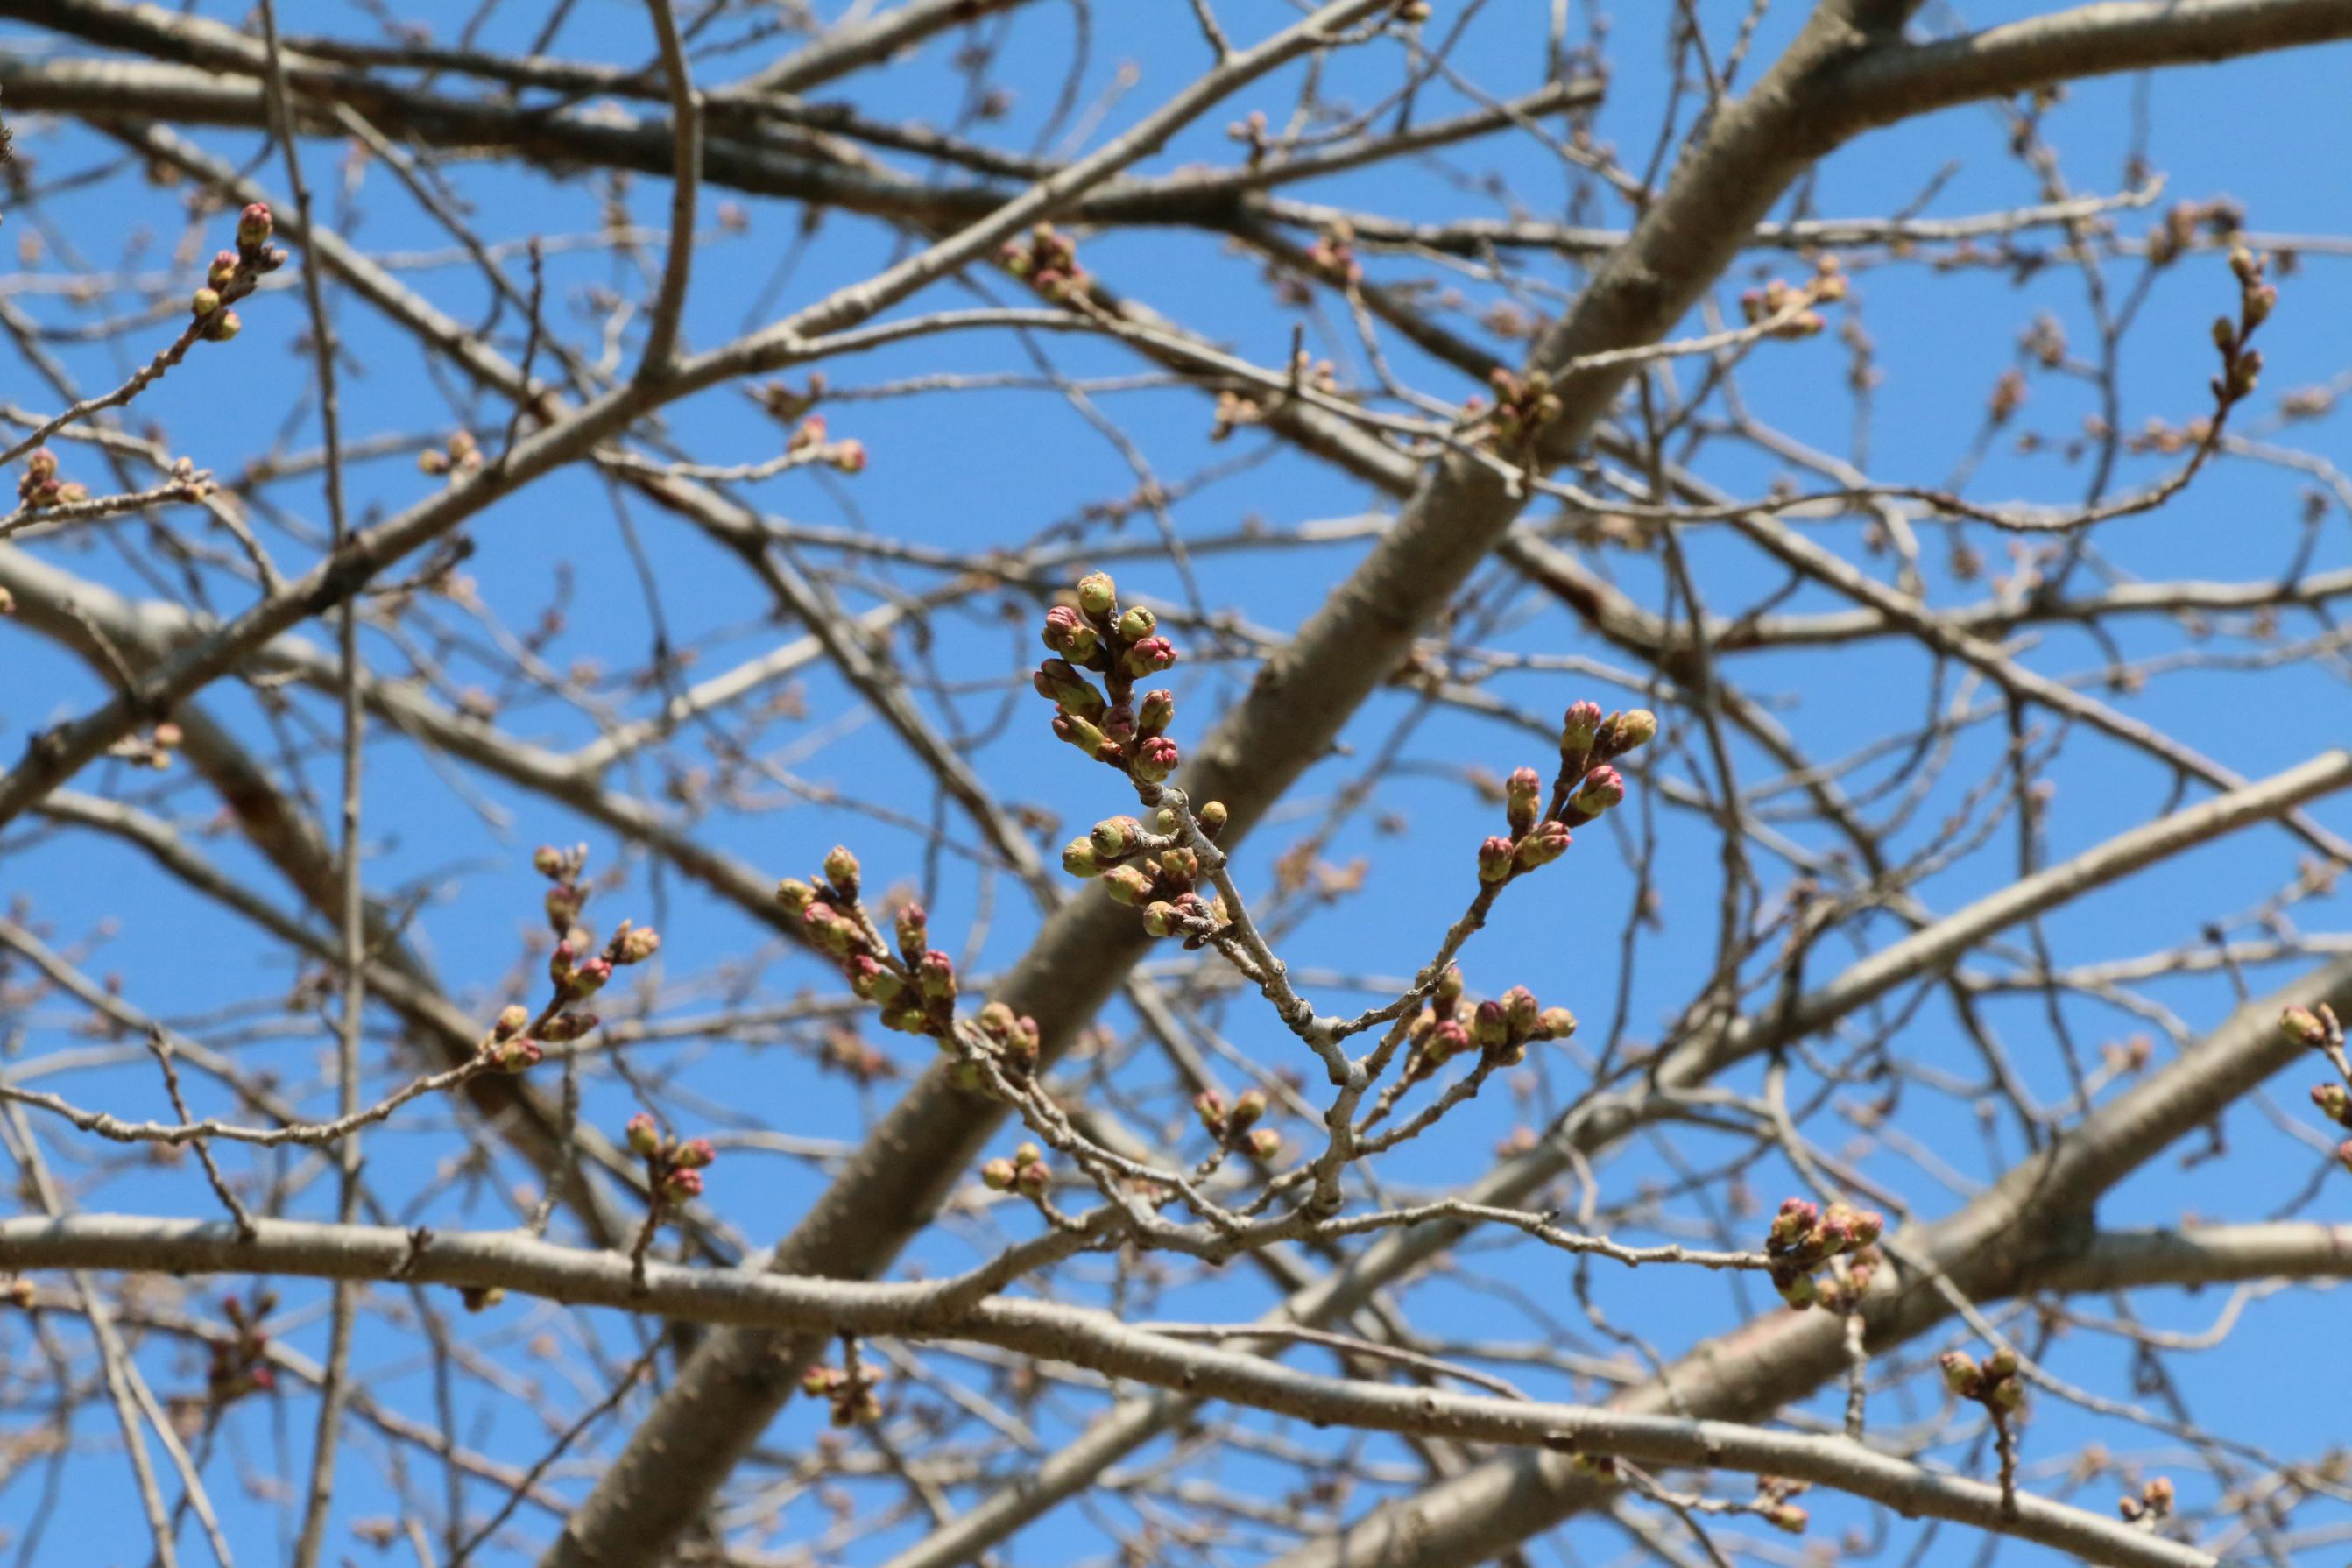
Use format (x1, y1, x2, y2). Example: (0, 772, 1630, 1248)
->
(802, 903, 856, 956)
(491, 1035, 542, 1073)
(2313, 1082, 2352, 1126)
(845, 955, 898, 1003)
(1502, 985, 1540, 1038)
(1062, 837, 1103, 878)
(982, 1157, 1018, 1190)
(1142, 901, 1185, 938)
(1123, 636, 1177, 680)
(829, 440, 866, 474)
(236, 202, 273, 253)
(544, 884, 583, 929)
(2337, 1140, 2352, 1176)
(568, 957, 613, 997)
(1512, 821, 1571, 871)
(1134, 736, 1180, 783)
(1472, 999, 1509, 1051)
(1246, 1127, 1282, 1161)
(774, 877, 816, 914)
(1077, 571, 1118, 618)
(1573, 765, 1626, 816)
(1939, 1351, 1980, 1396)
(1194, 1091, 1230, 1136)
(823, 844, 861, 897)
(1434, 964, 1464, 1012)
(1477, 835, 1515, 883)
(1596, 709, 1658, 757)
(208, 251, 239, 289)
(2212, 315, 2237, 354)
(1137, 689, 1175, 738)
(1052, 710, 1117, 761)
(1504, 766, 1542, 837)
(1426, 1018, 1469, 1063)
(1229, 1089, 1267, 1132)
(1776, 1269, 1818, 1309)
(1985, 1376, 2024, 1414)
(1534, 1006, 1577, 1041)
(1559, 699, 1603, 759)
(612, 923, 660, 964)
(1103, 865, 1155, 907)
(626, 1112, 662, 1155)
(894, 903, 928, 960)
(201, 310, 242, 343)
(1196, 800, 1228, 838)
(880, 1003, 930, 1035)
(1116, 605, 1157, 642)
(671, 1137, 716, 1170)
(533, 845, 567, 878)
(191, 286, 222, 319)
(540, 1012, 597, 1042)
(1766, 1504, 1809, 1536)
(661, 1166, 704, 1201)
(493, 1004, 530, 1040)
(1090, 816, 1145, 862)
(1014, 1160, 1051, 1198)
(1983, 1346, 2019, 1380)
(1042, 605, 1100, 661)
(2280, 1006, 2333, 1049)
(916, 950, 957, 1003)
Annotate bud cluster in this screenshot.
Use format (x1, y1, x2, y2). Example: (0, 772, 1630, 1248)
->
(800, 1358, 884, 1426)
(1063, 805, 1233, 937)
(1034, 569, 1183, 779)
(1406, 966, 1576, 1077)
(625, 1112, 717, 1202)
(1304, 220, 1361, 286)
(1938, 1344, 2024, 1416)
(506, 844, 655, 1070)
(1473, 700, 1655, 887)
(999, 222, 1088, 303)
(190, 203, 289, 344)
(787, 412, 866, 475)
(2288, 1005, 2352, 1173)
(981, 1140, 1054, 1200)
(2211, 246, 2275, 405)
(1753, 1476, 1810, 1536)
(1764, 1197, 1886, 1310)
(1193, 1086, 1281, 1160)
(781, 848, 965, 1042)
(1475, 365, 1564, 453)
(2116, 1474, 2175, 1525)
(1737, 254, 1845, 339)
(205, 1289, 279, 1406)
(416, 429, 484, 480)
(16, 448, 90, 512)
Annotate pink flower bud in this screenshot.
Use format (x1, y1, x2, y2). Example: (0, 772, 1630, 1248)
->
(1534, 1006, 1577, 1041)
(1573, 765, 1625, 816)
(1504, 766, 1542, 837)
(626, 1112, 662, 1155)
(1122, 636, 1177, 679)
(823, 844, 861, 895)
(1596, 709, 1657, 756)
(830, 440, 865, 474)
(1502, 985, 1540, 1037)
(672, 1137, 716, 1170)
(1426, 1018, 1469, 1064)
(918, 949, 957, 1002)
(540, 1012, 597, 1042)
(612, 923, 660, 964)
(1134, 736, 1180, 784)
(2281, 1006, 2334, 1049)
(661, 1166, 704, 1200)
(208, 251, 240, 288)
(1042, 605, 1099, 660)
(1136, 689, 1175, 738)
(491, 1036, 542, 1073)
(1194, 1090, 1227, 1133)
(1245, 1127, 1282, 1162)
(236, 202, 273, 252)
(1512, 821, 1571, 871)
(1477, 836, 1515, 883)
(493, 1004, 530, 1040)
(894, 904, 928, 961)
(1559, 699, 1603, 757)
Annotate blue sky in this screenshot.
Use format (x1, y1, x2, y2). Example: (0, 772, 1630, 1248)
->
(2, 1, 2350, 1563)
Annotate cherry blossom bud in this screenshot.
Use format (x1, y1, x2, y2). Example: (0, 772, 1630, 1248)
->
(1090, 816, 1145, 862)
(1985, 1376, 2024, 1414)
(1512, 821, 1571, 871)
(894, 903, 928, 961)
(208, 251, 239, 289)
(1433, 964, 1464, 1012)
(1052, 711, 1116, 761)
(1062, 837, 1103, 878)
(626, 1112, 662, 1155)
(1077, 571, 1118, 618)
(1137, 689, 1175, 738)
(1246, 1127, 1282, 1161)
(493, 1004, 530, 1040)
(1042, 605, 1101, 662)
(1426, 1018, 1469, 1064)
(236, 202, 273, 253)
(1123, 636, 1177, 679)
(918, 949, 957, 1002)
(802, 903, 856, 956)
(1477, 836, 1515, 883)
(1116, 605, 1157, 642)
(1195, 1091, 1227, 1134)
(2337, 1141, 2352, 1176)
(1939, 1352, 1980, 1396)
(1596, 708, 1657, 756)
(1559, 699, 1603, 758)
(544, 884, 583, 929)
(2281, 1006, 2333, 1049)
(774, 878, 816, 914)
(612, 923, 660, 964)
(540, 1012, 597, 1042)
(982, 1157, 1018, 1190)
(1472, 999, 1509, 1051)
(845, 955, 901, 1003)
(567, 957, 613, 997)
(1197, 800, 1228, 838)
(1573, 765, 1626, 816)
(1014, 1159, 1050, 1198)
(533, 845, 567, 878)
(661, 1166, 703, 1201)
(1229, 1089, 1267, 1132)
(1103, 865, 1155, 906)
(2311, 1082, 2352, 1127)
(823, 844, 861, 897)
(1534, 1006, 1577, 1041)
(1984, 1346, 2019, 1380)
(1504, 766, 1542, 837)
(191, 286, 221, 319)
(1142, 901, 1185, 937)
(201, 309, 242, 343)
(1766, 1504, 1809, 1535)
(830, 440, 866, 474)
(1502, 985, 1540, 1038)
(1134, 736, 1180, 783)
(491, 1035, 542, 1073)
(671, 1137, 716, 1170)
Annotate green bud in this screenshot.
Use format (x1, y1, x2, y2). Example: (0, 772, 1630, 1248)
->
(1077, 571, 1117, 618)
(1062, 837, 1103, 878)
